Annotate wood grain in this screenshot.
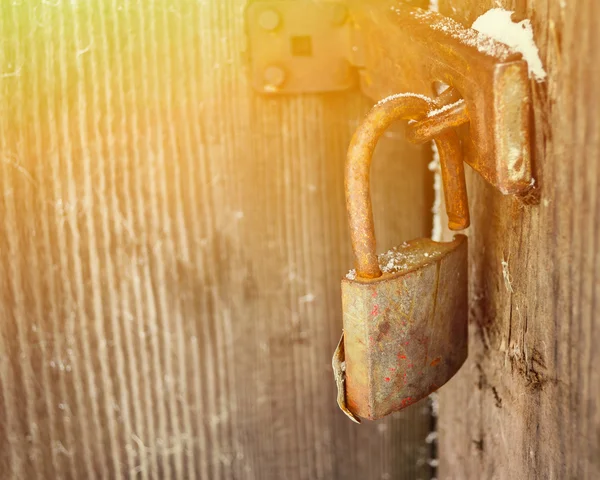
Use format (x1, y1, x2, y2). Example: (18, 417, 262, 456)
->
(437, 1, 600, 478)
(0, 1, 433, 478)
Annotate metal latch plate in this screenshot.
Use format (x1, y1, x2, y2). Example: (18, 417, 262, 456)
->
(245, 1, 357, 94)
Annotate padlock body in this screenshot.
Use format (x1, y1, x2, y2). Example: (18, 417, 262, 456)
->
(342, 236, 468, 420)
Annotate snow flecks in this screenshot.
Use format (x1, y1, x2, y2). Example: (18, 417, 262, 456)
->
(378, 245, 416, 274)
(472, 8, 547, 82)
(429, 142, 443, 242)
(345, 242, 445, 280)
(393, 4, 546, 81)
(298, 293, 315, 304)
(403, 7, 515, 61)
(426, 431, 438, 444)
(430, 392, 439, 417)
(430, 16, 515, 61)
(378, 242, 444, 275)
(375, 92, 432, 107)
(427, 99, 465, 118)
(501, 257, 514, 293)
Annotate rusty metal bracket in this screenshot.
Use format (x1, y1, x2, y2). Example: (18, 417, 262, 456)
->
(351, 1, 533, 195)
(244, 0, 429, 94)
(245, 0, 363, 94)
(246, 0, 533, 196)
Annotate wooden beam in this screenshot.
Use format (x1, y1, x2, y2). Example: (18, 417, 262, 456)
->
(438, 1, 600, 478)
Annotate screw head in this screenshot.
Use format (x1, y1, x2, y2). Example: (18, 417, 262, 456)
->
(259, 9, 280, 31)
(263, 65, 286, 90)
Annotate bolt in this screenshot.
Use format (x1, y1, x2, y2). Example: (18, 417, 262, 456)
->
(259, 9, 280, 31)
(263, 65, 286, 90)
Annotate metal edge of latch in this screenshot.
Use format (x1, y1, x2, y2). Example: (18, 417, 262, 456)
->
(332, 332, 361, 424)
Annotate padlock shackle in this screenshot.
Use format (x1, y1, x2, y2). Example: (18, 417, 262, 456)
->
(345, 94, 468, 279)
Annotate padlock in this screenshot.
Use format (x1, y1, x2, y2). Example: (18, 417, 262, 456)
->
(333, 94, 468, 422)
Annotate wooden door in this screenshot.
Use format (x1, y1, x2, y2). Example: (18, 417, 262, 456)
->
(0, 1, 433, 478)
(436, 1, 600, 478)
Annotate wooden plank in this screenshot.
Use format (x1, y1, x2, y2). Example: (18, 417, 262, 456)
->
(0, 1, 433, 478)
(437, 1, 600, 478)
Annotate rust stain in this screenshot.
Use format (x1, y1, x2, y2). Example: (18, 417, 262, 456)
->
(376, 321, 390, 342)
(340, 236, 469, 420)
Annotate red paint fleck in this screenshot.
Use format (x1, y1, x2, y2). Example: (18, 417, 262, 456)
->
(389, 367, 396, 372)
(397, 354, 407, 360)
(430, 357, 441, 367)
(371, 291, 377, 298)
(400, 397, 413, 408)
(385, 377, 390, 382)
(404, 341, 409, 346)
(371, 305, 379, 316)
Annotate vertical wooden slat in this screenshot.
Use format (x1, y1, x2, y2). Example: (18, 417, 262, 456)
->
(0, 2, 433, 478)
(119, 4, 160, 478)
(0, 9, 25, 477)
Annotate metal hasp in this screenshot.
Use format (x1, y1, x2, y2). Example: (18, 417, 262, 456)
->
(245, 0, 533, 194)
(351, 0, 533, 195)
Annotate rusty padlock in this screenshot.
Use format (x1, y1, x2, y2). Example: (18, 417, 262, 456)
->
(333, 94, 468, 423)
